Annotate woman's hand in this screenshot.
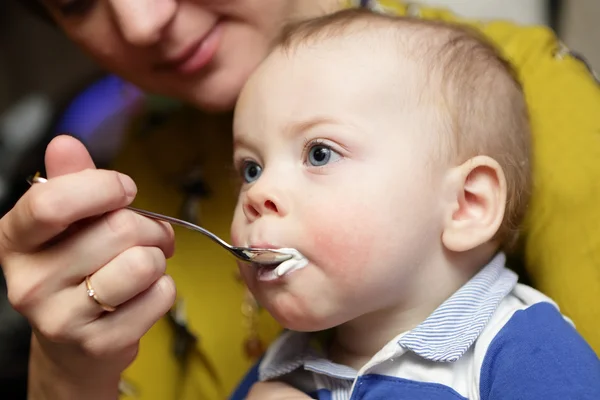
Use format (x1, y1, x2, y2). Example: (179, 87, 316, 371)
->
(0, 135, 177, 399)
(246, 381, 313, 400)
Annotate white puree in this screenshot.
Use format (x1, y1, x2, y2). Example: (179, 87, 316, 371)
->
(272, 248, 308, 277)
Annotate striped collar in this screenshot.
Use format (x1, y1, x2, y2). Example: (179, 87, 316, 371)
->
(259, 253, 518, 381)
(398, 253, 517, 362)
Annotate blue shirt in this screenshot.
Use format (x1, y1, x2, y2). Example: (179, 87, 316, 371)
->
(230, 253, 600, 399)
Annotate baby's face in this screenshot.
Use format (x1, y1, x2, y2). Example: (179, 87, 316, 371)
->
(231, 36, 449, 331)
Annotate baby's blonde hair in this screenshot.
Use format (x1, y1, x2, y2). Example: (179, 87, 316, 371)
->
(274, 8, 532, 249)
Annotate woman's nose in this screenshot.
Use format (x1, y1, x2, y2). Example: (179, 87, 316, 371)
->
(108, 0, 177, 46)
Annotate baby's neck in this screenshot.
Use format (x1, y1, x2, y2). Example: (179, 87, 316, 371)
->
(329, 305, 423, 370)
(329, 249, 494, 371)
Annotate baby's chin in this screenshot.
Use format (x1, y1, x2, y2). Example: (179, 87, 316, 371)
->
(262, 298, 349, 333)
(275, 314, 338, 333)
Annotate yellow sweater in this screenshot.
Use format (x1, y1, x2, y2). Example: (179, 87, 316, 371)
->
(114, 1, 599, 399)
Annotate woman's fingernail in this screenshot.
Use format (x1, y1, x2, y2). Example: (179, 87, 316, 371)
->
(118, 173, 137, 200)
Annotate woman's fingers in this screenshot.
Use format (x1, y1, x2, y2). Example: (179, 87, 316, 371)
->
(26, 246, 171, 343)
(0, 169, 137, 256)
(5, 209, 174, 318)
(0, 133, 103, 258)
(79, 275, 176, 359)
(27, 284, 96, 344)
(34, 208, 174, 283)
(83, 246, 168, 313)
(45, 134, 97, 178)
(22, 243, 169, 334)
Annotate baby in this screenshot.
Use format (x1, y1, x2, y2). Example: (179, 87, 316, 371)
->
(229, 9, 600, 400)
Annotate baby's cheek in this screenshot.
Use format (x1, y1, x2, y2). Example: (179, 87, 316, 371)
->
(302, 204, 376, 280)
(230, 207, 245, 246)
(230, 229, 243, 247)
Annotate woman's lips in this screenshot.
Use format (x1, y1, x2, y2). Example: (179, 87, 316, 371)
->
(155, 21, 223, 75)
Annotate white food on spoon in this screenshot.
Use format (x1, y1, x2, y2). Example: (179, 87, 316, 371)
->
(272, 248, 308, 277)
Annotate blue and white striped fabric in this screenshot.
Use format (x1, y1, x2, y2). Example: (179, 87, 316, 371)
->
(399, 254, 516, 362)
(234, 252, 600, 400)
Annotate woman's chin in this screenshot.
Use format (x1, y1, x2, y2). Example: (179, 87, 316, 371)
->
(185, 86, 238, 112)
(186, 64, 250, 112)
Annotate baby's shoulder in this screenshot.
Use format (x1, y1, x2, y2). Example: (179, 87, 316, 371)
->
(478, 283, 581, 349)
(473, 285, 600, 400)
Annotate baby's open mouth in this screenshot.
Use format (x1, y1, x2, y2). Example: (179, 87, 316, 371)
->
(254, 248, 308, 282)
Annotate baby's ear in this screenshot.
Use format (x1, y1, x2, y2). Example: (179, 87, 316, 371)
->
(441, 156, 507, 252)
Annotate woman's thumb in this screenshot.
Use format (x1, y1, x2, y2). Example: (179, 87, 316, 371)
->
(45, 134, 96, 178)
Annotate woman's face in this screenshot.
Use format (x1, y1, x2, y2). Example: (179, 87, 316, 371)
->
(43, 0, 339, 111)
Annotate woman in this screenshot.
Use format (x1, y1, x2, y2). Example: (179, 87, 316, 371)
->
(2, 0, 599, 399)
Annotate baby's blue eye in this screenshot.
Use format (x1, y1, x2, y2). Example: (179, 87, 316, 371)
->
(308, 145, 341, 166)
(242, 162, 262, 183)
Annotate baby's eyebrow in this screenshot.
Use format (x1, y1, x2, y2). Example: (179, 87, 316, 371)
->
(232, 133, 257, 153)
(233, 115, 343, 150)
(284, 116, 340, 138)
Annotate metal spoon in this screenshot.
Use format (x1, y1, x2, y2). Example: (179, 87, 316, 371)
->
(27, 174, 292, 265)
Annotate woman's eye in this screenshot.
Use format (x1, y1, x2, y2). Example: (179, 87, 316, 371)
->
(242, 161, 262, 183)
(307, 144, 341, 167)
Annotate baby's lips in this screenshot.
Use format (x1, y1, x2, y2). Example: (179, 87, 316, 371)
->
(274, 249, 309, 277)
(248, 242, 281, 250)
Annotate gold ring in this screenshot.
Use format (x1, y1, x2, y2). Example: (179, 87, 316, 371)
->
(85, 275, 116, 312)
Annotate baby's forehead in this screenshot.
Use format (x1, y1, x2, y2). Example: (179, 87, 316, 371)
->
(238, 16, 498, 126)
(236, 32, 443, 136)
(269, 14, 500, 88)
(248, 41, 422, 114)
(274, 24, 420, 61)
(265, 22, 460, 94)
(237, 25, 448, 126)
(280, 18, 453, 60)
